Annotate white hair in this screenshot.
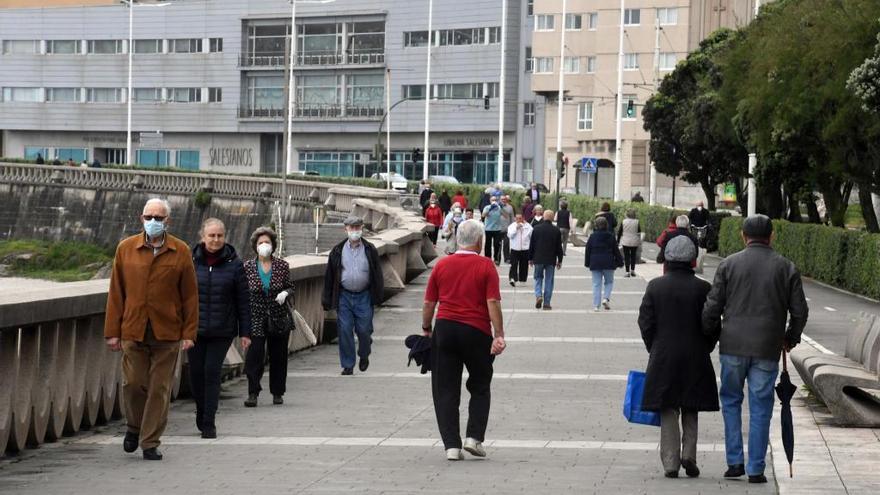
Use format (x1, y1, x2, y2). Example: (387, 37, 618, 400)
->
(675, 215, 690, 228)
(456, 219, 485, 249)
(144, 198, 171, 217)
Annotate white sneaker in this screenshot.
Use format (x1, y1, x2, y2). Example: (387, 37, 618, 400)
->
(446, 448, 464, 461)
(602, 298, 611, 310)
(463, 438, 486, 458)
(593, 307, 602, 312)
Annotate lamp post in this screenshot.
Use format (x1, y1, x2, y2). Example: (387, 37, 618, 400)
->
(555, 0, 567, 193)
(613, 0, 625, 201)
(496, 0, 508, 183)
(121, 0, 170, 167)
(423, 0, 434, 181)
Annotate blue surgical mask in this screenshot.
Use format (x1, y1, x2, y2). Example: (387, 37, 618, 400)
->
(144, 219, 165, 238)
(348, 231, 363, 242)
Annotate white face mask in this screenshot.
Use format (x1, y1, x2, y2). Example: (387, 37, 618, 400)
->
(348, 230, 363, 242)
(257, 242, 273, 258)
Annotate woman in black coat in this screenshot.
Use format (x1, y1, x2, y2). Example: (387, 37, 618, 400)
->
(584, 216, 622, 311)
(638, 236, 719, 479)
(189, 218, 252, 439)
(243, 226, 294, 408)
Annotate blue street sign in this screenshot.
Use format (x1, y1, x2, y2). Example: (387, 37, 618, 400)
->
(580, 157, 598, 174)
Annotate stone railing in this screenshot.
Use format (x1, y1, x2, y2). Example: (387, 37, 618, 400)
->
(0, 162, 394, 213)
(0, 186, 432, 455)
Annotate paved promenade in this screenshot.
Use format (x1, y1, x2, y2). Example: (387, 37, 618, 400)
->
(0, 245, 877, 494)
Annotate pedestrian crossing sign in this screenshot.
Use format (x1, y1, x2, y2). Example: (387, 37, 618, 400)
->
(580, 157, 598, 174)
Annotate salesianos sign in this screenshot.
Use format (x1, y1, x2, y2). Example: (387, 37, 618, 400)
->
(210, 148, 254, 167)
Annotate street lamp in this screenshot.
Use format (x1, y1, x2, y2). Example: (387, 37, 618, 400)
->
(120, 0, 170, 167)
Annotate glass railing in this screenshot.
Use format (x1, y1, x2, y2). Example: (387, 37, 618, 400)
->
(238, 51, 384, 68)
(238, 103, 384, 120)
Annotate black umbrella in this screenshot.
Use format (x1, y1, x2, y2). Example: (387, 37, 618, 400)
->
(776, 350, 797, 478)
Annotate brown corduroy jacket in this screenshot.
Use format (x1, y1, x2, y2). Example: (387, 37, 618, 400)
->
(104, 232, 199, 342)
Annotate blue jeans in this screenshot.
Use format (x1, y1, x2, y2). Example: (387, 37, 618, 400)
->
(337, 290, 374, 370)
(590, 269, 615, 308)
(719, 354, 779, 475)
(532, 264, 556, 305)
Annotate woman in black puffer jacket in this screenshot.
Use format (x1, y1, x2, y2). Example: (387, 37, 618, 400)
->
(189, 218, 251, 439)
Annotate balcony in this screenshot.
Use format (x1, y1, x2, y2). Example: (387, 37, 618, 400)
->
(238, 103, 384, 121)
(239, 51, 385, 69)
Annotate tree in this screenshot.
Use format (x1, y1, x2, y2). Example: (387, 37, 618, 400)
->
(643, 29, 747, 211)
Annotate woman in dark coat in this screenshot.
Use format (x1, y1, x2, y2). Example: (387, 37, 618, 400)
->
(584, 216, 622, 311)
(243, 226, 294, 408)
(638, 236, 719, 479)
(438, 190, 452, 215)
(593, 202, 617, 232)
(189, 218, 252, 439)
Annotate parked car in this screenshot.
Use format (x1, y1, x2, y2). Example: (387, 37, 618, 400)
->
(291, 170, 320, 176)
(429, 175, 460, 185)
(371, 172, 409, 191)
(497, 181, 526, 191)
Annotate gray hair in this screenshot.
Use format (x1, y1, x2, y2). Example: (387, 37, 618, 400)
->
(593, 216, 609, 231)
(199, 217, 225, 236)
(675, 215, 690, 229)
(250, 226, 278, 254)
(626, 209, 637, 219)
(534, 204, 544, 213)
(456, 219, 485, 249)
(144, 198, 171, 217)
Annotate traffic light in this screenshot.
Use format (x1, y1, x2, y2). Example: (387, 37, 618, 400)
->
(626, 99, 635, 118)
(412, 148, 422, 164)
(556, 151, 566, 180)
(484, 94, 490, 110)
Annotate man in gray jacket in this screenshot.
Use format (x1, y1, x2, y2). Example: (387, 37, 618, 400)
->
(702, 214, 808, 484)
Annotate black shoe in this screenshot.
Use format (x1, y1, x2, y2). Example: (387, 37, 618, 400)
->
(494, 260, 500, 266)
(724, 464, 745, 478)
(341, 368, 353, 375)
(542, 304, 552, 311)
(535, 297, 543, 309)
(359, 357, 370, 372)
(682, 459, 700, 478)
(273, 395, 283, 405)
(201, 427, 217, 439)
(195, 412, 204, 433)
(142, 447, 163, 461)
(244, 394, 258, 407)
(509, 279, 515, 287)
(748, 474, 768, 484)
(664, 470, 679, 478)
(123, 431, 139, 453)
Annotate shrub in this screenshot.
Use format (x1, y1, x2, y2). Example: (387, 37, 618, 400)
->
(194, 190, 212, 208)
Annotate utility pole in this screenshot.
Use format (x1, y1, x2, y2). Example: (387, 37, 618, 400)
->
(555, 0, 567, 198)
(422, 0, 434, 180)
(385, 68, 392, 190)
(613, 0, 625, 201)
(496, 0, 508, 183)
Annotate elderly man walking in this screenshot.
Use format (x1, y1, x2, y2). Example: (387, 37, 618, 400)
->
(104, 198, 198, 461)
(702, 215, 808, 483)
(529, 210, 563, 310)
(322, 216, 384, 376)
(423, 219, 506, 461)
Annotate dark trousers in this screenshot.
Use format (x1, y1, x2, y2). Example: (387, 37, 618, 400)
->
(431, 319, 494, 450)
(509, 249, 530, 282)
(188, 336, 233, 425)
(427, 230, 439, 245)
(623, 246, 638, 272)
(501, 234, 510, 262)
(245, 334, 289, 397)
(484, 230, 502, 262)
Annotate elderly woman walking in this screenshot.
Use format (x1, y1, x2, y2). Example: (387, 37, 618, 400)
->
(638, 236, 719, 479)
(585, 216, 623, 311)
(423, 219, 507, 461)
(189, 218, 252, 438)
(617, 209, 642, 278)
(243, 227, 294, 407)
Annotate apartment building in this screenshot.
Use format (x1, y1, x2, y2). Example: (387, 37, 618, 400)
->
(0, 0, 543, 184)
(529, 0, 761, 203)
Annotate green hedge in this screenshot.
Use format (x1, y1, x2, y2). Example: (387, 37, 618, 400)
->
(718, 217, 880, 299)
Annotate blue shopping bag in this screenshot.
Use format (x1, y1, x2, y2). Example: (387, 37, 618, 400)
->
(623, 370, 661, 426)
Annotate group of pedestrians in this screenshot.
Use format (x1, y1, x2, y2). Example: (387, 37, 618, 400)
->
(103, 198, 383, 460)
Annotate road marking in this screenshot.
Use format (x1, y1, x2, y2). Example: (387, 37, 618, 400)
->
(285, 372, 630, 381)
(803, 334, 835, 355)
(372, 336, 643, 344)
(498, 290, 646, 295)
(381, 308, 639, 315)
(824, 306, 837, 312)
(76, 434, 734, 452)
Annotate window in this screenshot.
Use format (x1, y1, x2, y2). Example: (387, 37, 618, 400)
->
(209, 38, 223, 53)
(624, 53, 639, 70)
(247, 25, 287, 58)
(404, 31, 430, 47)
(25, 147, 49, 160)
(527, 0, 533, 16)
(297, 74, 340, 107)
(169, 38, 202, 53)
(136, 149, 170, 167)
(525, 46, 533, 72)
(577, 102, 593, 131)
(588, 12, 599, 30)
(208, 87, 222, 103)
(536, 14, 555, 31)
(622, 94, 638, 119)
(659, 52, 677, 71)
(134, 39, 161, 54)
(657, 8, 678, 26)
(565, 14, 582, 30)
(563, 56, 580, 74)
(485, 82, 500, 98)
(46, 88, 81, 102)
(348, 21, 385, 55)
(524, 102, 535, 126)
(167, 87, 202, 103)
(298, 23, 340, 58)
(3, 87, 40, 102)
(88, 40, 123, 54)
(86, 88, 123, 103)
(402, 84, 426, 100)
(586, 56, 597, 73)
(133, 88, 161, 103)
(246, 75, 284, 109)
(55, 148, 88, 162)
(176, 150, 200, 170)
(436, 83, 482, 99)
(535, 57, 553, 74)
(488, 27, 501, 44)
(624, 9, 641, 26)
(47, 40, 81, 54)
(346, 73, 384, 108)
(2, 40, 39, 54)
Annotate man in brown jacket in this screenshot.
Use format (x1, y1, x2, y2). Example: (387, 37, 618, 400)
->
(104, 198, 198, 461)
